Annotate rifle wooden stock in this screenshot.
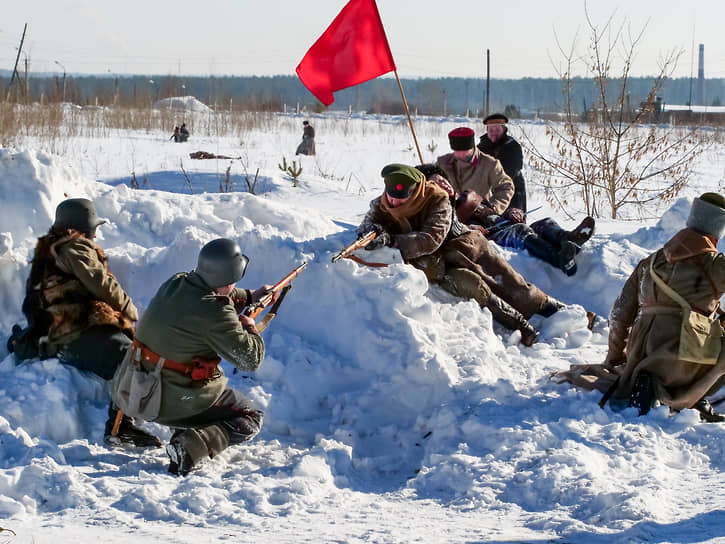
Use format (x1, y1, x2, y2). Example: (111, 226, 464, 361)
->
(244, 262, 307, 320)
(331, 231, 377, 263)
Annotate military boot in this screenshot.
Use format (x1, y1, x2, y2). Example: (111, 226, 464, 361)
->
(627, 372, 655, 416)
(538, 296, 566, 318)
(104, 404, 162, 448)
(564, 216, 596, 248)
(693, 399, 725, 423)
(531, 217, 595, 255)
(523, 235, 577, 276)
(167, 425, 231, 476)
(486, 293, 540, 346)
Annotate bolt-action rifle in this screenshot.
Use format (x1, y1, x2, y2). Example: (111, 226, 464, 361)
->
(484, 205, 542, 236)
(331, 231, 377, 263)
(245, 262, 307, 330)
(331, 231, 389, 268)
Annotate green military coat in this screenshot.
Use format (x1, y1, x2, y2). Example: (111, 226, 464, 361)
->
(113, 271, 264, 424)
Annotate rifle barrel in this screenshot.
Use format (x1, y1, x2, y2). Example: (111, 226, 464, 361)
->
(331, 231, 377, 263)
(245, 262, 306, 318)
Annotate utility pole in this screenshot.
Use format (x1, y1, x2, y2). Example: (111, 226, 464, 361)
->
(23, 54, 29, 100)
(464, 80, 470, 116)
(8, 23, 28, 95)
(54, 60, 66, 102)
(485, 49, 490, 117)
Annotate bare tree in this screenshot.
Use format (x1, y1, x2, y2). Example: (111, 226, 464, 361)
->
(522, 6, 706, 219)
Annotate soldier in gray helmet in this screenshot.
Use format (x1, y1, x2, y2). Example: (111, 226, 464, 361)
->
(112, 238, 274, 475)
(7, 198, 161, 448)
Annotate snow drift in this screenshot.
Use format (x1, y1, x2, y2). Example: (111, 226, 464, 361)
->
(1, 118, 724, 543)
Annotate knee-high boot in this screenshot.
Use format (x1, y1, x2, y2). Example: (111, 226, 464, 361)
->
(523, 235, 577, 276)
(530, 217, 595, 252)
(440, 268, 539, 346)
(167, 424, 231, 476)
(486, 293, 540, 346)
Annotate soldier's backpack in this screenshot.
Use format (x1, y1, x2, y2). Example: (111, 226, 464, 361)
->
(649, 257, 723, 365)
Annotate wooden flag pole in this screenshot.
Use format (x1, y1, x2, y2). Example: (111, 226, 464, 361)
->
(393, 70, 424, 164)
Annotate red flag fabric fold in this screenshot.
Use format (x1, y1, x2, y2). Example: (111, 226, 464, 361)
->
(295, 0, 396, 106)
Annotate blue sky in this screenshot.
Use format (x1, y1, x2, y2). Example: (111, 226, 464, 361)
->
(3, 0, 724, 79)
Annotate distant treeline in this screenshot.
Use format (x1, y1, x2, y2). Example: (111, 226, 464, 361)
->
(2, 73, 725, 116)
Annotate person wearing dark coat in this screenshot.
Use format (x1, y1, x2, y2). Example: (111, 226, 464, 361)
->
(296, 120, 316, 156)
(466, 116, 597, 275)
(178, 123, 189, 142)
(478, 113, 527, 213)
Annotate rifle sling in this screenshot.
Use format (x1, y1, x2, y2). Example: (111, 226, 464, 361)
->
(344, 254, 389, 268)
(256, 284, 292, 333)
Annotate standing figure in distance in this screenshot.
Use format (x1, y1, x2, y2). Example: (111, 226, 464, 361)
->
(295, 120, 316, 156)
(178, 123, 190, 142)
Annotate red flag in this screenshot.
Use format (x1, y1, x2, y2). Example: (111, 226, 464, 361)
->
(296, 0, 396, 106)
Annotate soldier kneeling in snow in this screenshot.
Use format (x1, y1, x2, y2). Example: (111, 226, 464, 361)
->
(358, 163, 569, 346)
(112, 239, 273, 475)
(7, 198, 160, 447)
(554, 193, 725, 422)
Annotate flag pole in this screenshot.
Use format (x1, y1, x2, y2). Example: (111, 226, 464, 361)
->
(393, 70, 423, 164)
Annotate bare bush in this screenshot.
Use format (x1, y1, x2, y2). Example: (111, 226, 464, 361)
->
(521, 7, 706, 219)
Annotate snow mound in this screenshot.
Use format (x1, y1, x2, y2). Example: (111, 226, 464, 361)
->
(1, 137, 724, 540)
(153, 95, 211, 113)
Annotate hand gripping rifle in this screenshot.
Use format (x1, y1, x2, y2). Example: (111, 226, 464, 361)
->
(331, 231, 389, 267)
(331, 231, 377, 263)
(244, 262, 307, 333)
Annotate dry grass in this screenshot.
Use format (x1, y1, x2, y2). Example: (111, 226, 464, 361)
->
(0, 98, 283, 151)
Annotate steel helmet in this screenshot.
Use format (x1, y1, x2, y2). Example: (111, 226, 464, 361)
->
(196, 238, 249, 288)
(53, 198, 106, 235)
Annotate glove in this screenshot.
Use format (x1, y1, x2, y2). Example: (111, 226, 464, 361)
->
(503, 207, 525, 224)
(364, 230, 392, 250)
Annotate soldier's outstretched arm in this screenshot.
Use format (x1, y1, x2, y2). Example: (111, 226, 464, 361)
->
(206, 304, 265, 373)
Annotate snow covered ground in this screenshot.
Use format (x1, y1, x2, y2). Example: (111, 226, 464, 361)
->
(1, 110, 725, 543)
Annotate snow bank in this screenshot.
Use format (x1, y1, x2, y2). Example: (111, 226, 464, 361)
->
(153, 96, 212, 113)
(1, 121, 724, 542)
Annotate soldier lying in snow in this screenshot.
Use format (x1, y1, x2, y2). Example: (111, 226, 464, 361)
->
(434, 127, 595, 276)
(417, 162, 595, 277)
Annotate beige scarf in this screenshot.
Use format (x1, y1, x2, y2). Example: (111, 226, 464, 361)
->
(380, 180, 448, 232)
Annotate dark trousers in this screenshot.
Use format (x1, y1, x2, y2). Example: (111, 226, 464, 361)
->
(57, 325, 131, 380)
(166, 388, 263, 444)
